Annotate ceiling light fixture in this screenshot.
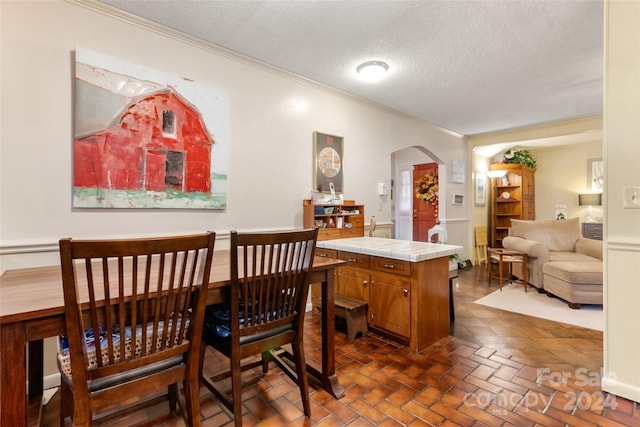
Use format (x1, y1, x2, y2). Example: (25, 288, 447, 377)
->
(356, 60, 389, 82)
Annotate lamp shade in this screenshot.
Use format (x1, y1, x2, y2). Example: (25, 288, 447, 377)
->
(486, 170, 507, 178)
(578, 193, 602, 206)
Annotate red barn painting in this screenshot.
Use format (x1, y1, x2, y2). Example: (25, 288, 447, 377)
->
(74, 89, 214, 194)
(73, 48, 228, 209)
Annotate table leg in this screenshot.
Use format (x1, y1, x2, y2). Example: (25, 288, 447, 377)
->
(28, 339, 44, 397)
(523, 257, 528, 292)
(311, 269, 344, 399)
(499, 256, 504, 291)
(1, 323, 28, 426)
(486, 257, 491, 283)
(449, 278, 455, 322)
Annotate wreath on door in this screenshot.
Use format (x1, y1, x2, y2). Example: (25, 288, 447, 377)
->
(415, 173, 439, 205)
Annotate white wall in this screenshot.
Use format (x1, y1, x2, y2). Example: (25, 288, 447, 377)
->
(602, 0, 640, 403)
(467, 142, 604, 264)
(528, 142, 603, 221)
(0, 0, 469, 273)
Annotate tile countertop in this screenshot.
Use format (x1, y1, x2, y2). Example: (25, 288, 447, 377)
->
(317, 237, 462, 263)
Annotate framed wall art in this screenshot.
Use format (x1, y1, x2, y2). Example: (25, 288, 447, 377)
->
(475, 174, 486, 206)
(73, 48, 229, 209)
(451, 159, 465, 183)
(587, 158, 604, 193)
(313, 131, 343, 193)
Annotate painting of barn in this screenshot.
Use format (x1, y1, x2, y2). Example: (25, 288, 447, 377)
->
(73, 48, 228, 209)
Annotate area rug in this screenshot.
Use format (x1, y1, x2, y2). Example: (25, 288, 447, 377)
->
(474, 283, 603, 331)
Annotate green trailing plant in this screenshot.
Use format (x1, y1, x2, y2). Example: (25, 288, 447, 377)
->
(503, 149, 537, 170)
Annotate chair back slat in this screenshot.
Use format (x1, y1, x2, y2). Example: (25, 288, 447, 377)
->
(230, 229, 318, 338)
(59, 233, 215, 385)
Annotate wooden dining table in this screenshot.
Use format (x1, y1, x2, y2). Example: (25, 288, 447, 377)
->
(0, 251, 346, 427)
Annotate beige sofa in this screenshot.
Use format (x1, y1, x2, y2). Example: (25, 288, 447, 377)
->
(502, 217, 603, 308)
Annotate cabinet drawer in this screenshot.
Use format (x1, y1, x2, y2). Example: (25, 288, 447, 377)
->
(315, 248, 337, 258)
(347, 215, 364, 228)
(338, 251, 370, 268)
(582, 223, 603, 240)
(371, 256, 411, 276)
(341, 227, 364, 238)
(318, 229, 342, 240)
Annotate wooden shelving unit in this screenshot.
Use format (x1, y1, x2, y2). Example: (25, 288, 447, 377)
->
(489, 164, 535, 248)
(303, 199, 364, 241)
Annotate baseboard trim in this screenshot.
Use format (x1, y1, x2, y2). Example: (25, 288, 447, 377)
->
(27, 373, 61, 391)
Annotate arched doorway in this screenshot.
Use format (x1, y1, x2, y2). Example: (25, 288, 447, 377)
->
(391, 146, 445, 241)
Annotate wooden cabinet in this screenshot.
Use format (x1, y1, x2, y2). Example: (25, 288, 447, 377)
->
(336, 251, 412, 340)
(489, 164, 535, 248)
(336, 250, 370, 302)
(332, 250, 449, 351)
(369, 270, 411, 338)
(303, 200, 364, 241)
(582, 222, 603, 240)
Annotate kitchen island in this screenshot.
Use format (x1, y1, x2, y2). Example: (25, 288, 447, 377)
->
(316, 237, 462, 352)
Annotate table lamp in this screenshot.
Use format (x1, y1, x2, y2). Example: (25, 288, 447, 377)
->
(578, 193, 602, 223)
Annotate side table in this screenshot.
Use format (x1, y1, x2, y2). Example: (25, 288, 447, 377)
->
(487, 248, 528, 291)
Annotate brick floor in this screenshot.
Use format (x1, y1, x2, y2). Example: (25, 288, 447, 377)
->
(41, 266, 639, 426)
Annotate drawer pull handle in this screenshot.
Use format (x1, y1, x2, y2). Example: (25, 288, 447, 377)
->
(363, 280, 368, 287)
(318, 253, 328, 257)
(384, 264, 395, 269)
(347, 258, 357, 263)
(403, 289, 409, 297)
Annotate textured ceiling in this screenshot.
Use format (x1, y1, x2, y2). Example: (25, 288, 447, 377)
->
(100, 0, 603, 136)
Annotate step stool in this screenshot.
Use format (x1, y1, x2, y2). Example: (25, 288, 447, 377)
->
(333, 294, 368, 343)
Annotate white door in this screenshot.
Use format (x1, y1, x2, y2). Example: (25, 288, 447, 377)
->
(394, 165, 413, 240)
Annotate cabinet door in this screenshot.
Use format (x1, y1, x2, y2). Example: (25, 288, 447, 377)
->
(370, 271, 411, 338)
(336, 266, 369, 302)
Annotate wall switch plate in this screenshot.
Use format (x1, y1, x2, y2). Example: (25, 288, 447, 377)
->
(623, 186, 640, 209)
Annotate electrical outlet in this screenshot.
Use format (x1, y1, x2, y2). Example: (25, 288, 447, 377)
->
(623, 186, 640, 209)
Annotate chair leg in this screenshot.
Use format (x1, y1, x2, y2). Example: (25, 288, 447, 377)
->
(231, 355, 243, 427)
(261, 350, 272, 374)
(182, 365, 202, 427)
(292, 336, 311, 416)
(168, 383, 178, 414)
(59, 379, 74, 427)
(60, 378, 91, 427)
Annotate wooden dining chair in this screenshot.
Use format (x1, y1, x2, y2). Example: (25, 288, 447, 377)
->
(200, 228, 318, 426)
(57, 232, 216, 427)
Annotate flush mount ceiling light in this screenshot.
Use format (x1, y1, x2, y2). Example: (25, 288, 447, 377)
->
(356, 60, 389, 82)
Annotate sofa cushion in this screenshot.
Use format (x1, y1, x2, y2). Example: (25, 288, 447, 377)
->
(542, 261, 603, 285)
(549, 251, 601, 263)
(510, 218, 581, 252)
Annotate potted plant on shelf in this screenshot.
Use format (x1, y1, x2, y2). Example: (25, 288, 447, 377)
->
(502, 149, 537, 170)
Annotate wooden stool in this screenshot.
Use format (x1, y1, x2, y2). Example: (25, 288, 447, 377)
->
(333, 294, 368, 343)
